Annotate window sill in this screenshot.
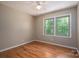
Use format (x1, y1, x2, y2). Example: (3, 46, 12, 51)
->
(44, 35, 71, 38)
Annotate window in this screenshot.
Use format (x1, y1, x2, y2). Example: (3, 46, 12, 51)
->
(44, 18, 54, 35)
(44, 15, 70, 37)
(56, 15, 70, 37)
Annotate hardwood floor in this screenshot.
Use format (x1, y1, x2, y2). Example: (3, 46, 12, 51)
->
(0, 41, 79, 58)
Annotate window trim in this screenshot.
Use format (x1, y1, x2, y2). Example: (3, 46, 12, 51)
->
(43, 14, 71, 38)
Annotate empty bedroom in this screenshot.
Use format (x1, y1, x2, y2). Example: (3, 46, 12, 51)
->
(0, 0, 79, 58)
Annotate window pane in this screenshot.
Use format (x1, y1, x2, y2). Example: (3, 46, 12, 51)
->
(56, 16, 70, 37)
(44, 18, 54, 35)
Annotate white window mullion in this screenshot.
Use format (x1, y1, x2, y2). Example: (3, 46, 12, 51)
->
(54, 17, 56, 36)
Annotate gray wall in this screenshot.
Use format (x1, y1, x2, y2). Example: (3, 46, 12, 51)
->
(77, 3, 79, 50)
(35, 7, 77, 48)
(0, 3, 78, 51)
(0, 4, 34, 50)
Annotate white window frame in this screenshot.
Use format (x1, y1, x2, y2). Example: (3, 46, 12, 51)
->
(43, 14, 71, 38)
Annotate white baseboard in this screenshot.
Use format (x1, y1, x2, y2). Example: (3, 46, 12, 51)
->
(0, 40, 33, 52)
(34, 40, 77, 49)
(0, 40, 77, 53)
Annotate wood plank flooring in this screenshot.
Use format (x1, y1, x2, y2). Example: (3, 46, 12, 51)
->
(0, 41, 79, 58)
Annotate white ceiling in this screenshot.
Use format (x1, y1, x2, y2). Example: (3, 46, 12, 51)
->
(0, 1, 79, 16)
